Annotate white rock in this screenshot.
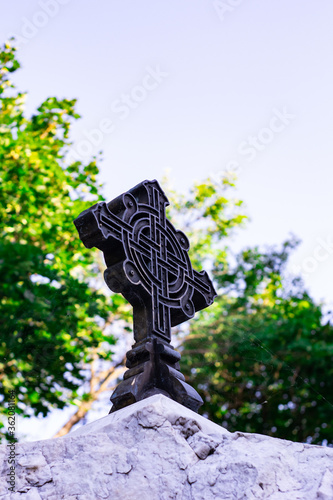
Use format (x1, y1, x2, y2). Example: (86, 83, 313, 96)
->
(1, 394, 332, 499)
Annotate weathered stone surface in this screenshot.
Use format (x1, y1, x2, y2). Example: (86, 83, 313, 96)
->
(1, 394, 333, 499)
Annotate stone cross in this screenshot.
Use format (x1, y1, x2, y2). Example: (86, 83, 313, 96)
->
(74, 179, 217, 412)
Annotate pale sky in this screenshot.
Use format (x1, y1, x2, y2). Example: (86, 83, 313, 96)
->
(2, 0, 333, 439)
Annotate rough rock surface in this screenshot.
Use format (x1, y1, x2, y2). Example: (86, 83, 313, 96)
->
(1, 394, 333, 499)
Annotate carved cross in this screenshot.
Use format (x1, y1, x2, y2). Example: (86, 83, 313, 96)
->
(74, 180, 217, 412)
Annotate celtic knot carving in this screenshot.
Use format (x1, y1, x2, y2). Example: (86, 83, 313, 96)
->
(74, 179, 217, 412)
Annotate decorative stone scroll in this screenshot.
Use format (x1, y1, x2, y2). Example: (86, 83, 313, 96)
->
(74, 180, 217, 412)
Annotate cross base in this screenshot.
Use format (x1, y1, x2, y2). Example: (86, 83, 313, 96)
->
(109, 339, 203, 413)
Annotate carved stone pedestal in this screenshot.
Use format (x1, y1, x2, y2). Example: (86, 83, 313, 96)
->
(110, 339, 203, 413)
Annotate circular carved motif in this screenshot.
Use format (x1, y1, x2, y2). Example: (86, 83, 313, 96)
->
(121, 193, 195, 320)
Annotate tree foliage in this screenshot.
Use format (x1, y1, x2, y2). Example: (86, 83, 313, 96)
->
(180, 241, 333, 445)
(0, 42, 128, 433)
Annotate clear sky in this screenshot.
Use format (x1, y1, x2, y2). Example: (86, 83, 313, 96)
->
(2, 0, 333, 441)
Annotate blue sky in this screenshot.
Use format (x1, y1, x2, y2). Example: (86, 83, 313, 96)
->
(2, 0, 333, 441)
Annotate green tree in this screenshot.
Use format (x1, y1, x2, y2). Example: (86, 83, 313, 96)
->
(0, 41, 129, 438)
(163, 172, 333, 446)
(180, 241, 333, 445)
